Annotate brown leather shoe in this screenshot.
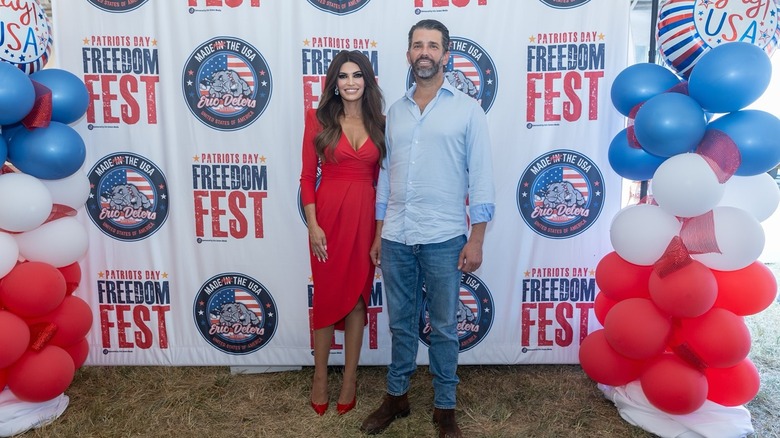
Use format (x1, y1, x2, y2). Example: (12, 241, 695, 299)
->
(359, 393, 410, 434)
(432, 408, 463, 438)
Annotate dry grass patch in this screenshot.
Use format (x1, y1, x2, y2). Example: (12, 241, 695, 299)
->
(15, 302, 779, 438)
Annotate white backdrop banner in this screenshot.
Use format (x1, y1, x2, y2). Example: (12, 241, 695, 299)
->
(49, 0, 630, 366)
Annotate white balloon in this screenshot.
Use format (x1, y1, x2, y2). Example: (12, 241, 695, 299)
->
(39, 171, 90, 210)
(0, 173, 52, 232)
(15, 217, 89, 267)
(651, 153, 725, 218)
(0, 231, 19, 278)
(691, 206, 765, 271)
(610, 204, 682, 265)
(718, 173, 780, 222)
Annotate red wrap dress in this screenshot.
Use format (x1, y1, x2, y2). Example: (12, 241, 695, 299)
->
(300, 109, 379, 330)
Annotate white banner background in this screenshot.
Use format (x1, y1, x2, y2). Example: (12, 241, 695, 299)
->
(49, 0, 630, 366)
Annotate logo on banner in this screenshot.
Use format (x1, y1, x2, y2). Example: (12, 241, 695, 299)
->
(526, 31, 605, 126)
(87, 0, 149, 12)
(413, 0, 487, 14)
(538, 0, 592, 8)
(82, 35, 160, 126)
(182, 37, 272, 131)
(306, 0, 372, 15)
(418, 273, 494, 352)
(406, 37, 497, 113)
(307, 272, 384, 351)
(187, 0, 260, 13)
(194, 273, 278, 355)
(86, 152, 170, 241)
(192, 153, 269, 242)
(97, 269, 171, 353)
(517, 149, 604, 239)
(520, 266, 596, 350)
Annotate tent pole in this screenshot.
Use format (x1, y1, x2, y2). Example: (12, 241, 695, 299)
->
(640, 0, 660, 201)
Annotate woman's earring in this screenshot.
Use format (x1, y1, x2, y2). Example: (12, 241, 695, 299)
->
(334, 87, 339, 96)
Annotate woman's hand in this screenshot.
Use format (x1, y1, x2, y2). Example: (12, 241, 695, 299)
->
(309, 224, 328, 262)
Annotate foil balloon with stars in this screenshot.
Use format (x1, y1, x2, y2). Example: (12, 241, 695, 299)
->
(0, 0, 53, 74)
(657, 0, 779, 78)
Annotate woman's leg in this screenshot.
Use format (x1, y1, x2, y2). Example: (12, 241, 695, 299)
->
(339, 297, 366, 404)
(311, 325, 335, 405)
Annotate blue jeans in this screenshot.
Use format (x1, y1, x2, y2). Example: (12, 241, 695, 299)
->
(381, 235, 466, 409)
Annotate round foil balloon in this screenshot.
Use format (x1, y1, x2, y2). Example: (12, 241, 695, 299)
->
(0, 0, 53, 74)
(657, 0, 780, 77)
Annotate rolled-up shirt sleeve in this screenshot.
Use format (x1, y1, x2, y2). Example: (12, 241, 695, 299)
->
(466, 104, 496, 224)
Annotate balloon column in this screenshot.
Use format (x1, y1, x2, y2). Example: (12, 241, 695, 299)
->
(584, 41, 779, 417)
(0, 0, 92, 418)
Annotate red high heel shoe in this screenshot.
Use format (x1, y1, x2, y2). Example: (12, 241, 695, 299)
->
(336, 396, 356, 415)
(310, 400, 328, 416)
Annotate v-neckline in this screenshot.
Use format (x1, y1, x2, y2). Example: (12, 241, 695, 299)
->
(342, 132, 369, 152)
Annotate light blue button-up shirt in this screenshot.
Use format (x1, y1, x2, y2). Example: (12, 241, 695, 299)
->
(376, 79, 495, 245)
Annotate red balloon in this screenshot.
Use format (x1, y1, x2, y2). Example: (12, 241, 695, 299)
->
(712, 262, 777, 316)
(649, 260, 717, 318)
(640, 354, 708, 415)
(0, 261, 66, 318)
(0, 310, 30, 368)
(579, 329, 645, 386)
(0, 367, 6, 389)
(596, 252, 653, 301)
(594, 292, 618, 326)
(7, 346, 75, 402)
(678, 308, 751, 368)
(26, 296, 93, 347)
(62, 338, 89, 369)
(604, 298, 673, 360)
(57, 262, 82, 296)
(705, 358, 760, 406)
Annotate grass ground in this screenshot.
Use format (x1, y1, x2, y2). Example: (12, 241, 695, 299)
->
(13, 299, 778, 438)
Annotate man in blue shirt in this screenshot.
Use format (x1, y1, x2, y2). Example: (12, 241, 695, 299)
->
(360, 19, 495, 438)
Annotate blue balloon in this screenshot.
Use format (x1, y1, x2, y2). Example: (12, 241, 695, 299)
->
(1, 123, 28, 144)
(0, 62, 35, 125)
(30, 69, 90, 125)
(688, 42, 772, 113)
(610, 63, 681, 117)
(0, 135, 6, 165)
(608, 128, 667, 181)
(634, 92, 707, 157)
(7, 122, 86, 179)
(708, 110, 780, 176)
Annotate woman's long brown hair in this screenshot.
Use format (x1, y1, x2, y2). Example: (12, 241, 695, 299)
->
(315, 50, 386, 163)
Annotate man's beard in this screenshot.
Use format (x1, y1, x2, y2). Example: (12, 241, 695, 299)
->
(412, 55, 445, 79)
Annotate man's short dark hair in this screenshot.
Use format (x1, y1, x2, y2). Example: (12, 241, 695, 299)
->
(407, 19, 450, 51)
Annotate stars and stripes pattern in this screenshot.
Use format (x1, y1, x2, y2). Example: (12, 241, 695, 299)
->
(199, 53, 255, 114)
(447, 54, 481, 92)
(658, 0, 779, 77)
(100, 168, 155, 226)
(534, 165, 589, 224)
(209, 288, 263, 342)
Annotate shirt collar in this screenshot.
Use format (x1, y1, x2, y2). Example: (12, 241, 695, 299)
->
(404, 76, 456, 102)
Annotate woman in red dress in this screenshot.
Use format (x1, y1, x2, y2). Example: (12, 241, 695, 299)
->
(299, 50, 385, 416)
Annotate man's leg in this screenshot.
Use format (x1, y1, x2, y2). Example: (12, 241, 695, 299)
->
(420, 235, 466, 437)
(360, 239, 421, 434)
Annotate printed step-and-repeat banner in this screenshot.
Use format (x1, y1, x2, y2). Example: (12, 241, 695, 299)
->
(50, 0, 630, 366)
